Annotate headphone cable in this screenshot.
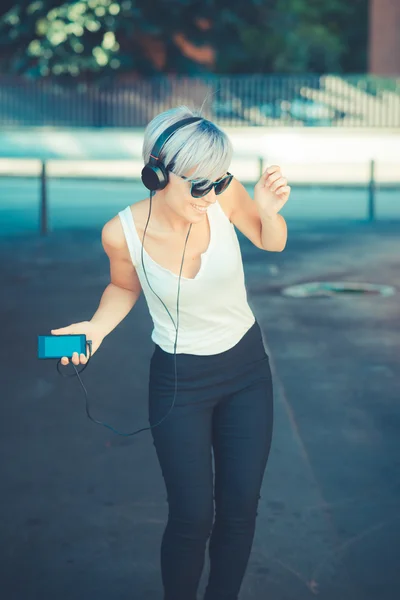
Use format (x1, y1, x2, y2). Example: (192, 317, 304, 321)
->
(55, 190, 191, 436)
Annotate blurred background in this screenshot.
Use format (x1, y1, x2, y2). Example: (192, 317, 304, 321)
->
(0, 0, 399, 232)
(1, 2, 400, 600)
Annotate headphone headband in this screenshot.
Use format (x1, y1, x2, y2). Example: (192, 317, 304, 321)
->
(148, 116, 203, 165)
(141, 116, 203, 192)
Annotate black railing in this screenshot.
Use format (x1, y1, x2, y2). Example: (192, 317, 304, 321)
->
(0, 74, 399, 128)
(1, 157, 394, 237)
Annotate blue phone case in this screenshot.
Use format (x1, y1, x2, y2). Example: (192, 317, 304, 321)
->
(38, 334, 87, 359)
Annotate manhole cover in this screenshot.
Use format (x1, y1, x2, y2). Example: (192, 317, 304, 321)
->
(281, 281, 396, 298)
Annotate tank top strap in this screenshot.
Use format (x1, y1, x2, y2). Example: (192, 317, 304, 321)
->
(118, 206, 140, 268)
(214, 198, 234, 226)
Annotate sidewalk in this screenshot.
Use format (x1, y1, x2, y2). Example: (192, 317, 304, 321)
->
(0, 127, 399, 184)
(0, 218, 399, 599)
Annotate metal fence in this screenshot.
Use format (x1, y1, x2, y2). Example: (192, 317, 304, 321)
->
(2, 157, 396, 238)
(0, 74, 399, 128)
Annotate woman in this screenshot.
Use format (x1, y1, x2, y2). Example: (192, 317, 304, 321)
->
(51, 106, 290, 600)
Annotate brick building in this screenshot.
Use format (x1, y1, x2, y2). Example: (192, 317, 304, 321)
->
(369, 0, 400, 75)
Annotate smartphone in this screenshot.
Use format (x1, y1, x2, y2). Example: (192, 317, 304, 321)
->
(38, 334, 87, 359)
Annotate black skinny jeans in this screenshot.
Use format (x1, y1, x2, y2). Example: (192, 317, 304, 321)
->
(148, 320, 274, 600)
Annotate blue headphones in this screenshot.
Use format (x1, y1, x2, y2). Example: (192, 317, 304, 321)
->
(141, 116, 203, 192)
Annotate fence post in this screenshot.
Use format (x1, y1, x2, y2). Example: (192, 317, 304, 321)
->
(40, 160, 48, 236)
(368, 159, 376, 222)
(258, 156, 264, 178)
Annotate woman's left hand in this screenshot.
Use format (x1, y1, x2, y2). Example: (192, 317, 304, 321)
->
(254, 165, 291, 216)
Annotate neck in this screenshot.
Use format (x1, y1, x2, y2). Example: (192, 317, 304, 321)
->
(150, 191, 193, 234)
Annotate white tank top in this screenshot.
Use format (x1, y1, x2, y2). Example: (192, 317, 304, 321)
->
(118, 199, 256, 355)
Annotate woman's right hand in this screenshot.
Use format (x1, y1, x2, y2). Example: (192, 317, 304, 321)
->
(50, 321, 105, 366)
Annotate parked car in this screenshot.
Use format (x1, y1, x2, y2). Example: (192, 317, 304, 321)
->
(289, 98, 336, 125)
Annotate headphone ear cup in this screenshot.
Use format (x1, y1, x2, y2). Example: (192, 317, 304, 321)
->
(141, 163, 169, 191)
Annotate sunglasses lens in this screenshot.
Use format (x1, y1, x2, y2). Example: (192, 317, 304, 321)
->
(215, 175, 233, 195)
(189, 173, 233, 198)
(191, 184, 212, 198)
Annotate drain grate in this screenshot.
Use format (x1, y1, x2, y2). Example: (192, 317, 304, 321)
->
(281, 281, 396, 298)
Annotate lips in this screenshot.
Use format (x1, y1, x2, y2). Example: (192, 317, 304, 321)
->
(191, 203, 208, 213)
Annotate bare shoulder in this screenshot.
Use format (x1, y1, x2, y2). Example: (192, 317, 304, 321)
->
(101, 204, 146, 293)
(102, 199, 148, 253)
(101, 213, 127, 253)
(217, 177, 244, 222)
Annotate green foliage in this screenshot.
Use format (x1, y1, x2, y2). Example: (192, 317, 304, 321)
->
(227, 0, 368, 73)
(0, 0, 368, 78)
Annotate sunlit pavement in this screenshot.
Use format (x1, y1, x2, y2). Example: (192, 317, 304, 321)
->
(0, 127, 399, 186)
(0, 212, 399, 599)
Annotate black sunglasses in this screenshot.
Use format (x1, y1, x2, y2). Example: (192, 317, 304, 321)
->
(180, 172, 233, 199)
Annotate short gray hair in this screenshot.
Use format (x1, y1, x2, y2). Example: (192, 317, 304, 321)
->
(142, 106, 233, 187)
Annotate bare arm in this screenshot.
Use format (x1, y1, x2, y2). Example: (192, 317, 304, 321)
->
(89, 216, 142, 338)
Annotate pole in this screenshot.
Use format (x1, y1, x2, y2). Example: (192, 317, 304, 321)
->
(40, 160, 48, 236)
(368, 159, 376, 222)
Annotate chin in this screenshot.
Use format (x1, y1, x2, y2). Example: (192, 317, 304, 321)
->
(186, 214, 202, 225)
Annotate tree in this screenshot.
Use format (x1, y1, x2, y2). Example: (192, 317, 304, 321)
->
(0, 0, 368, 78)
(234, 0, 368, 74)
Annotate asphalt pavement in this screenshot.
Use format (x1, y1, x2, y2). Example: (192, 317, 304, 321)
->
(1, 212, 399, 600)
